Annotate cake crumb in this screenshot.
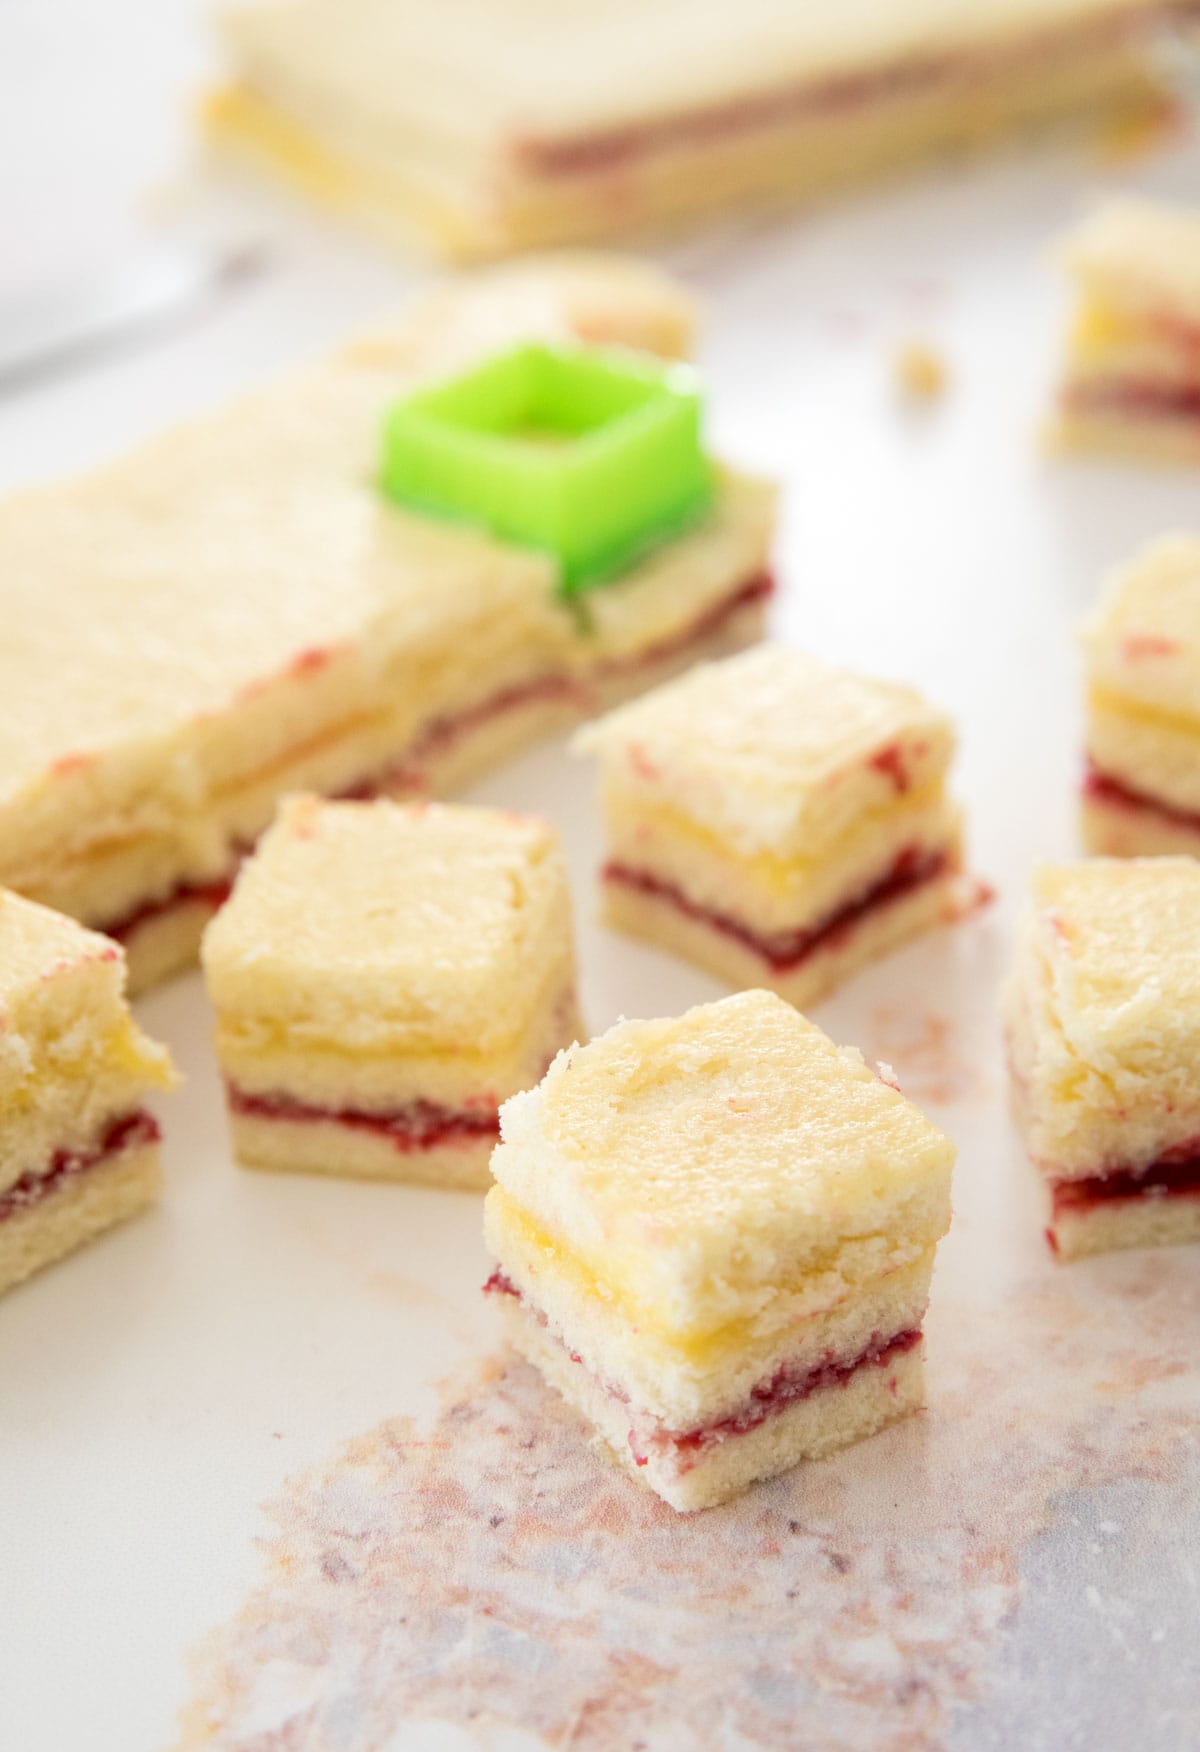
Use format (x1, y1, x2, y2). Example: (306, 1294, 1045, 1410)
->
(895, 342, 948, 402)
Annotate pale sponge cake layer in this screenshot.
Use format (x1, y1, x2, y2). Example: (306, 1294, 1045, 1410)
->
(203, 796, 577, 1057)
(0, 889, 175, 1197)
(203, 797, 582, 1185)
(489, 990, 954, 1344)
(1050, 1190, 1200, 1262)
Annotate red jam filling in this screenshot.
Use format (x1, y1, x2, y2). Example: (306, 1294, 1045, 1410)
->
(227, 1086, 500, 1152)
(0, 1110, 160, 1224)
(604, 844, 949, 974)
(1065, 379, 1200, 424)
(666, 1328, 922, 1460)
(513, 7, 1140, 178)
(1083, 761, 1200, 835)
(594, 571, 774, 681)
(483, 1272, 921, 1469)
(1051, 1148, 1200, 1217)
(102, 878, 234, 946)
(342, 572, 773, 793)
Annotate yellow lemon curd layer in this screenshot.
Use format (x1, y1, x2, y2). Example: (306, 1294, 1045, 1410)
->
(1088, 686, 1200, 741)
(610, 780, 948, 897)
(1070, 299, 1146, 360)
(489, 1187, 929, 1365)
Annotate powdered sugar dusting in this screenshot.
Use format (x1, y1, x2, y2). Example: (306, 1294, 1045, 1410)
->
(178, 1252, 1200, 1751)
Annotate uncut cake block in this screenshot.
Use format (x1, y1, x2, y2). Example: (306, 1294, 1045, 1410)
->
(1081, 537, 1200, 857)
(575, 645, 967, 1009)
(1005, 858, 1200, 1261)
(0, 889, 175, 1297)
(484, 989, 955, 1512)
(1053, 199, 1200, 464)
(0, 256, 774, 995)
(207, 0, 1171, 262)
(202, 797, 582, 1190)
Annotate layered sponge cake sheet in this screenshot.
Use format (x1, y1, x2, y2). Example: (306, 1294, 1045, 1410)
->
(1055, 200, 1200, 463)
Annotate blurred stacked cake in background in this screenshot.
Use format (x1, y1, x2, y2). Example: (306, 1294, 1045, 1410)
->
(205, 0, 1190, 260)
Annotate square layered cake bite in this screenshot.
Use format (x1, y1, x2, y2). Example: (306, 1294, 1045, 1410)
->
(1053, 198, 1200, 464)
(484, 989, 955, 1512)
(575, 645, 968, 1009)
(1005, 858, 1200, 1261)
(0, 890, 175, 1297)
(1081, 537, 1200, 857)
(201, 796, 582, 1190)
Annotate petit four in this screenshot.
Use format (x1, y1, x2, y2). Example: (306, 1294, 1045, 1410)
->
(0, 889, 175, 1297)
(484, 989, 955, 1511)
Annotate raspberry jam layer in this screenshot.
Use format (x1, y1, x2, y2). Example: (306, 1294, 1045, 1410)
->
(665, 1327, 922, 1462)
(0, 1110, 160, 1224)
(1051, 1149, 1200, 1218)
(1083, 761, 1200, 834)
(604, 844, 950, 974)
(1065, 379, 1200, 425)
(228, 1086, 500, 1152)
(102, 878, 234, 947)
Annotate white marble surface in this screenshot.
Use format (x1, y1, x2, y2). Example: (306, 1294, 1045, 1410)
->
(2, 7, 1200, 1748)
